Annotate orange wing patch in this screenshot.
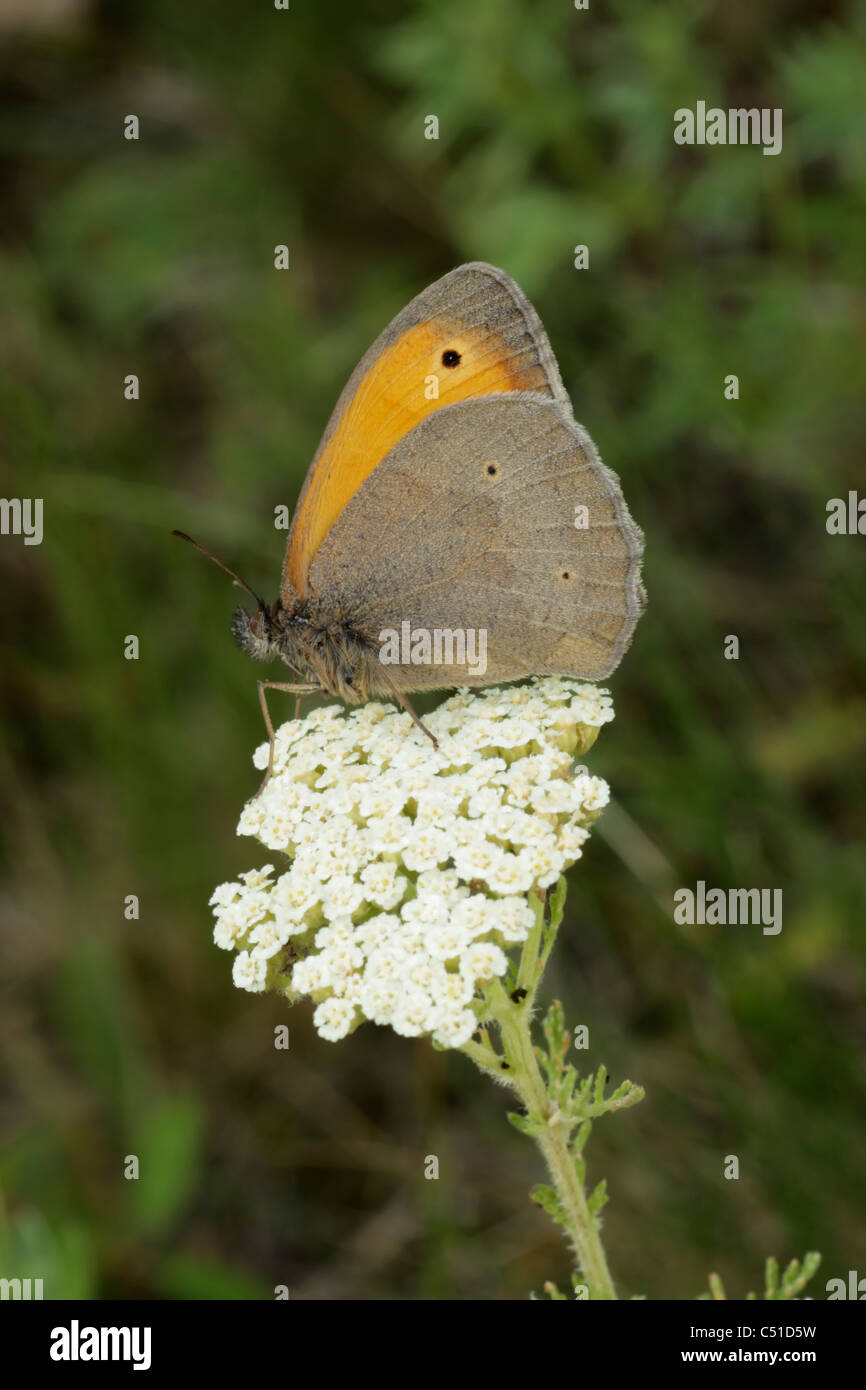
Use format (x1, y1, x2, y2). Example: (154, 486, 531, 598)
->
(286, 321, 546, 596)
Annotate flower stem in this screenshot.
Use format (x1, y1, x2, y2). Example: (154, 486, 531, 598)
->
(497, 999, 618, 1300)
(461, 881, 628, 1299)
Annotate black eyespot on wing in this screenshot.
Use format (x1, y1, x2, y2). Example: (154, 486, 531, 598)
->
(441, 349, 461, 367)
(486, 463, 498, 476)
(561, 570, 571, 580)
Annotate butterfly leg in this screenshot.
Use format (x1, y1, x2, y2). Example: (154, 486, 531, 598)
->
(392, 690, 439, 749)
(252, 679, 320, 799)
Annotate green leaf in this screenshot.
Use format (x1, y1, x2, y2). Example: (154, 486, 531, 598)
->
(126, 1090, 204, 1238)
(573, 1119, 593, 1154)
(537, 1280, 568, 1301)
(703, 1253, 822, 1302)
(778, 1252, 821, 1299)
(0, 1199, 96, 1300)
(531, 1184, 568, 1227)
(548, 876, 568, 928)
(507, 1110, 543, 1137)
(588, 1179, 608, 1218)
(159, 1252, 270, 1301)
(543, 999, 567, 1056)
(562, 1065, 578, 1107)
(594, 1065, 608, 1105)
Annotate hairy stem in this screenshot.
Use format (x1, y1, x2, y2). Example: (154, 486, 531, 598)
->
(497, 998, 617, 1300)
(461, 883, 620, 1300)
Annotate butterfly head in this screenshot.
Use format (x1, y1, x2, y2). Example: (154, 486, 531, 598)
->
(172, 530, 288, 663)
(232, 599, 319, 677)
(232, 601, 290, 662)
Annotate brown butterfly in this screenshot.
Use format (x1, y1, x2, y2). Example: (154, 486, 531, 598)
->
(176, 263, 645, 788)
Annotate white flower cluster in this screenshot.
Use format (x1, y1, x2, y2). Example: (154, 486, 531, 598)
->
(210, 679, 613, 1049)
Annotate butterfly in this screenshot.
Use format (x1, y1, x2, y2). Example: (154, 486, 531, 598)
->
(176, 262, 645, 788)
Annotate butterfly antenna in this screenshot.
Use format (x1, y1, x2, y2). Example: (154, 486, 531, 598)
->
(171, 530, 267, 609)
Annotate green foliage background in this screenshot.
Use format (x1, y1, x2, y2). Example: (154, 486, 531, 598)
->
(1, 0, 865, 1299)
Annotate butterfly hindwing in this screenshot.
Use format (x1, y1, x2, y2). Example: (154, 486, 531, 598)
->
(306, 393, 645, 690)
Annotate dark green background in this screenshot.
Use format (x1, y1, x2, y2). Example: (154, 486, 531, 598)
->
(2, 0, 865, 1300)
